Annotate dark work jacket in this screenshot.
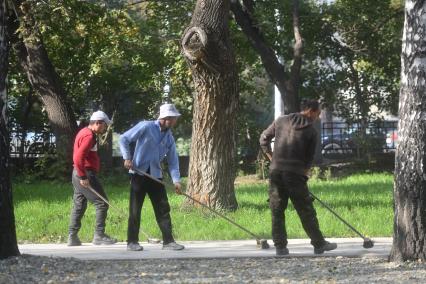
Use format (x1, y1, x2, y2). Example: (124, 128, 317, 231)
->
(259, 113, 317, 176)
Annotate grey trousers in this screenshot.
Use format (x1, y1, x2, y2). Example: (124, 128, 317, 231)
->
(69, 169, 109, 235)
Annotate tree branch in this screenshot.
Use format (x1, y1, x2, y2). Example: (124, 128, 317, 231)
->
(230, 0, 287, 91)
(230, 0, 300, 113)
(290, 0, 303, 89)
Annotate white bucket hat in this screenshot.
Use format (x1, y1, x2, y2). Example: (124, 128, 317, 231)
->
(90, 110, 112, 125)
(158, 103, 181, 119)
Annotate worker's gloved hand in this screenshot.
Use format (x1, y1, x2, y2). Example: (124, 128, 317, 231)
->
(174, 182, 182, 195)
(124, 159, 133, 170)
(80, 179, 90, 188)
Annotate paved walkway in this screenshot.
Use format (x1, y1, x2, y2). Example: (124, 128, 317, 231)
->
(19, 237, 392, 260)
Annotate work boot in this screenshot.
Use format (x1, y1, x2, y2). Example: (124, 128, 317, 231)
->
(162, 241, 185, 250)
(92, 233, 117, 245)
(314, 241, 337, 254)
(67, 233, 82, 246)
(127, 242, 143, 251)
(276, 247, 289, 256)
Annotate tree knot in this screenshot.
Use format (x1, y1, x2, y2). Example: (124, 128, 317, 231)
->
(182, 26, 207, 62)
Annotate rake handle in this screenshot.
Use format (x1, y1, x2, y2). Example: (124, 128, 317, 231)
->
(87, 186, 116, 210)
(86, 185, 152, 240)
(181, 192, 261, 240)
(261, 152, 368, 241)
(131, 168, 166, 186)
(309, 191, 367, 239)
(131, 168, 262, 241)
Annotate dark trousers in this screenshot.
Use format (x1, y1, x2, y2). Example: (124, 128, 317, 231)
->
(127, 173, 174, 244)
(269, 170, 325, 248)
(69, 169, 109, 235)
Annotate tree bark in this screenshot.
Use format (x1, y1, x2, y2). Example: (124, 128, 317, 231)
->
(390, 0, 426, 262)
(0, 0, 20, 259)
(11, 1, 77, 170)
(230, 0, 302, 114)
(182, 0, 239, 210)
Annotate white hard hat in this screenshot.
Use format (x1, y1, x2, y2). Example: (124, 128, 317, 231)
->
(90, 110, 112, 125)
(158, 103, 181, 119)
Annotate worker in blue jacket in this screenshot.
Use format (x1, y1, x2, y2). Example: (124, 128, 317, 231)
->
(119, 103, 184, 252)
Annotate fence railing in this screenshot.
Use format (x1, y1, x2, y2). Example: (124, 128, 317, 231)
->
(10, 132, 56, 158)
(9, 121, 399, 159)
(321, 121, 398, 154)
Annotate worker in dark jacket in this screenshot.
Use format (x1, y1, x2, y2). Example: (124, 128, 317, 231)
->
(259, 100, 337, 256)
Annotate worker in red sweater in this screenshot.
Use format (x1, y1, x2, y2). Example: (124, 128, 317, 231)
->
(68, 111, 117, 246)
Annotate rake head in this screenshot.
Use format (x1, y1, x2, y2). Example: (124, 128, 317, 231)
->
(257, 239, 270, 249)
(147, 238, 162, 244)
(363, 238, 374, 249)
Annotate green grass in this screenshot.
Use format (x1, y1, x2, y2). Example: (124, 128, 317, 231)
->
(12, 173, 393, 243)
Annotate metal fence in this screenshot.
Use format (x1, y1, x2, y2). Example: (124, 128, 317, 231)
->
(9, 121, 399, 159)
(321, 121, 398, 154)
(10, 131, 56, 158)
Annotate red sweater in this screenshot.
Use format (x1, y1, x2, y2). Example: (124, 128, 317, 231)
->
(73, 127, 99, 178)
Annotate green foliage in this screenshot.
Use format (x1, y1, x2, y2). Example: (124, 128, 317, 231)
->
(6, 0, 404, 178)
(13, 173, 393, 243)
(310, 167, 321, 180)
(175, 137, 191, 156)
(323, 167, 332, 181)
(255, 157, 270, 180)
(138, 1, 194, 137)
(326, 0, 403, 120)
(310, 167, 333, 181)
(9, 0, 173, 131)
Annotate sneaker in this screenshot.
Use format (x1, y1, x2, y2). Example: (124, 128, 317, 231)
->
(314, 241, 337, 254)
(92, 233, 117, 245)
(67, 234, 82, 246)
(276, 247, 289, 256)
(162, 242, 185, 250)
(127, 242, 143, 251)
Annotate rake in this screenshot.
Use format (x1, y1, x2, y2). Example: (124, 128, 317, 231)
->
(131, 168, 270, 250)
(86, 185, 161, 244)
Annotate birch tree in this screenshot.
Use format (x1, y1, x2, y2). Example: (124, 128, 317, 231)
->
(390, 0, 426, 262)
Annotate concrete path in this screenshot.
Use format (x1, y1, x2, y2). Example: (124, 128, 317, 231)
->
(19, 237, 392, 260)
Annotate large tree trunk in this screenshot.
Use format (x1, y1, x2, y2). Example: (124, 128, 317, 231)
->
(230, 0, 302, 114)
(0, 0, 20, 259)
(182, 0, 239, 210)
(390, 1, 426, 262)
(11, 1, 77, 170)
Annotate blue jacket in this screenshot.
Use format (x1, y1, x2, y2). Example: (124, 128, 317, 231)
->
(119, 120, 180, 183)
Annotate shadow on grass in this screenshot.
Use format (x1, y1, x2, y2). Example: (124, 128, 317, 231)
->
(237, 201, 269, 212)
(13, 174, 392, 211)
(236, 179, 392, 211)
(237, 198, 391, 213)
(238, 181, 392, 194)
